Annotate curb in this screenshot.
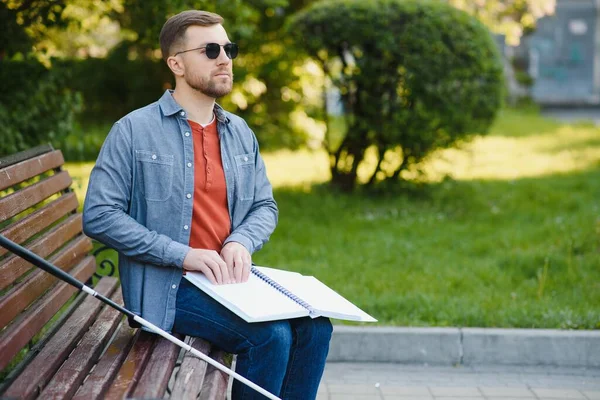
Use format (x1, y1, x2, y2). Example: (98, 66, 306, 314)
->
(326, 326, 600, 368)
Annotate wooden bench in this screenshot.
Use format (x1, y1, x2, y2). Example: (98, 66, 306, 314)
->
(0, 145, 229, 399)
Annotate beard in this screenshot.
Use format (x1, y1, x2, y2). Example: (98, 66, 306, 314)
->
(186, 70, 233, 98)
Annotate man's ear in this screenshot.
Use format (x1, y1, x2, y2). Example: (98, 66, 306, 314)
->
(167, 56, 185, 77)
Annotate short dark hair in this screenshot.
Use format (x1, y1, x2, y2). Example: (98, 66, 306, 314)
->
(159, 10, 224, 63)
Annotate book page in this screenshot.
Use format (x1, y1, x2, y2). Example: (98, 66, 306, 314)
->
(259, 270, 377, 322)
(184, 272, 308, 323)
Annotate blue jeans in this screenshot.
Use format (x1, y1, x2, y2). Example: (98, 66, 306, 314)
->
(173, 278, 333, 400)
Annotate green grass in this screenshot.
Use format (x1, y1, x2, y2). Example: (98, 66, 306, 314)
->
(255, 172, 600, 328)
(68, 107, 600, 329)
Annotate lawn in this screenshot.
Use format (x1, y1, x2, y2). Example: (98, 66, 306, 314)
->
(68, 108, 600, 329)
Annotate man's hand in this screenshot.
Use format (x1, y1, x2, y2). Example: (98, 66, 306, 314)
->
(220, 242, 251, 283)
(183, 249, 230, 285)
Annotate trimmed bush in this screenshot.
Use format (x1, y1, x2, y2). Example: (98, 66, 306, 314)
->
(289, 0, 505, 191)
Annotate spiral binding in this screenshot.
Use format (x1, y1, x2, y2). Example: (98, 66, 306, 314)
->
(251, 267, 316, 314)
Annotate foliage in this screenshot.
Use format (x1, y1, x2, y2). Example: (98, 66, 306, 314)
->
(0, 1, 83, 158)
(0, 59, 82, 157)
(447, 0, 556, 46)
(289, 0, 505, 191)
(34, 0, 127, 61)
(55, 42, 172, 122)
(0, 0, 68, 59)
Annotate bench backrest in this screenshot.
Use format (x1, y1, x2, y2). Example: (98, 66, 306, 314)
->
(0, 144, 95, 373)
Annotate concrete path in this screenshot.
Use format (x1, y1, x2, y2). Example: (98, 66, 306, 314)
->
(318, 363, 600, 400)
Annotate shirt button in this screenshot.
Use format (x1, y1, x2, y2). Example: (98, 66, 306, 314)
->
(185, 132, 190, 137)
(151, 154, 157, 160)
(244, 156, 248, 162)
(172, 284, 177, 289)
(180, 111, 185, 116)
(187, 162, 192, 168)
(183, 225, 189, 230)
(186, 193, 192, 199)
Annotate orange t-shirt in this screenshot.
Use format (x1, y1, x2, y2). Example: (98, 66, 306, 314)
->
(188, 118, 231, 252)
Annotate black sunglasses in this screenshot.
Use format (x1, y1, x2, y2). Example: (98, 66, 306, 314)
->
(174, 43, 238, 59)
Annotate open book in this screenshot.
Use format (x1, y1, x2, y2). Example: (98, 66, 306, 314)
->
(184, 266, 377, 323)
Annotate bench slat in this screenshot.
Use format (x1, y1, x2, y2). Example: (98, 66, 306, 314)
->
(170, 337, 211, 399)
(0, 193, 79, 258)
(0, 235, 92, 329)
(0, 291, 89, 396)
(72, 323, 138, 400)
(0, 144, 54, 170)
(131, 334, 183, 399)
(103, 330, 157, 400)
(0, 170, 72, 221)
(0, 150, 64, 191)
(0, 214, 82, 291)
(39, 290, 124, 399)
(2, 277, 119, 400)
(0, 256, 95, 371)
(199, 349, 229, 400)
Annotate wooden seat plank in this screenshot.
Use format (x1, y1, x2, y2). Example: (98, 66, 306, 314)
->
(0, 171, 71, 221)
(0, 235, 92, 329)
(131, 333, 183, 399)
(0, 256, 95, 371)
(0, 193, 78, 258)
(0, 292, 89, 396)
(39, 290, 124, 399)
(72, 322, 138, 400)
(0, 150, 64, 191)
(103, 330, 157, 400)
(199, 349, 229, 400)
(170, 337, 212, 400)
(0, 144, 54, 170)
(0, 214, 83, 291)
(2, 277, 119, 400)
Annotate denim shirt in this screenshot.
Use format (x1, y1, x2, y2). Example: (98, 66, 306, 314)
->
(82, 90, 278, 332)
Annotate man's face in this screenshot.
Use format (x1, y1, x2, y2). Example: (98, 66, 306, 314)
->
(178, 24, 234, 98)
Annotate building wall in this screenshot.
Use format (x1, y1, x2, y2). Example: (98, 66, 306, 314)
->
(526, 0, 600, 105)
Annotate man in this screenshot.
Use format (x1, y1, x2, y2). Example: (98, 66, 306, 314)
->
(83, 10, 332, 400)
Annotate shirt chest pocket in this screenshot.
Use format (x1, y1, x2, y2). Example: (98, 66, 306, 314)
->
(234, 153, 255, 201)
(135, 150, 174, 202)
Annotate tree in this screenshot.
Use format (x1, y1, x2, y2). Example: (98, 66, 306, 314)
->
(290, 0, 505, 191)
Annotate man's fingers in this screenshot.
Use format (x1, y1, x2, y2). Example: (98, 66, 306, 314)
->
(241, 254, 251, 282)
(206, 258, 223, 285)
(222, 250, 235, 283)
(200, 264, 218, 285)
(234, 254, 244, 282)
(213, 253, 230, 284)
(241, 262, 250, 282)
